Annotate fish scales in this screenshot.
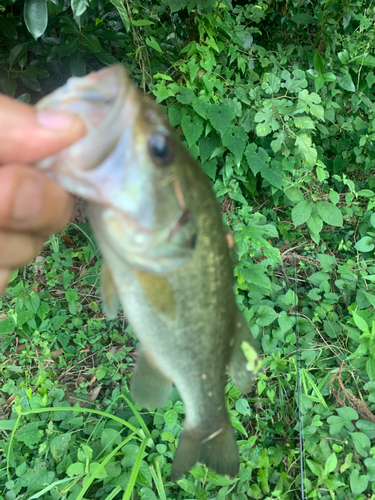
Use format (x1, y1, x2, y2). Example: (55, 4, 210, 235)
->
(35, 65, 260, 479)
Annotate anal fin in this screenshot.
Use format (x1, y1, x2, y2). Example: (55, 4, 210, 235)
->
(228, 308, 261, 394)
(131, 349, 172, 408)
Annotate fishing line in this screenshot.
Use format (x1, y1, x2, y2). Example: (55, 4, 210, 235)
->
(293, 252, 305, 500)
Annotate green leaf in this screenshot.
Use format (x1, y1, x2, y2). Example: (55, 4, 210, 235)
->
(291, 14, 317, 24)
(355, 236, 375, 252)
(58, 37, 79, 58)
(294, 116, 315, 129)
(131, 19, 154, 26)
(24, 0, 47, 39)
(0, 18, 17, 39)
(292, 201, 312, 226)
(146, 36, 162, 53)
(284, 187, 304, 204)
(295, 133, 317, 167)
(69, 50, 86, 77)
(181, 114, 203, 147)
(164, 409, 178, 427)
(24, 291, 40, 313)
(329, 190, 340, 205)
(350, 469, 368, 495)
(351, 432, 370, 457)
(244, 144, 269, 176)
(357, 420, 375, 439)
(338, 74, 355, 92)
(0, 318, 14, 335)
(235, 398, 250, 415)
(367, 357, 375, 382)
(81, 33, 102, 52)
(256, 306, 278, 326)
(207, 104, 235, 137)
(67, 462, 85, 476)
(222, 126, 247, 161)
(9, 43, 28, 68)
(255, 106, 279, 137)
(71, 0, 88, 17)
(313, 51, 324, 75)
(307, 213, 323, 235)
(198, 134, 220, 163)
(260, 161, 283, 190)
(316, 201, 343, 227)
(96, 365, 107, 380)
(338, 50, 349, 64)
(201, 159, 217, 181)
(15, 421, 43, 445)
(110, 0, 131, 32)
(324, 453, 337, 476)
(314, 75, 325, 92)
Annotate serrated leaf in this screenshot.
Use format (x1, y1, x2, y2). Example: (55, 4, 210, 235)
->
(24, 0, 47, 39)
(181, 114, 203, 147)
(207, 104, 235, 136)
(316, 201, 343, 227)
(292, 201, 312, 226)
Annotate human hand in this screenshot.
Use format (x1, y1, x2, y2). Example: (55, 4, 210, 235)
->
(0, 95, 86, 294)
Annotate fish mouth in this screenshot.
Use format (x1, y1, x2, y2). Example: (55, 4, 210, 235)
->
(37, 65, 137, 176)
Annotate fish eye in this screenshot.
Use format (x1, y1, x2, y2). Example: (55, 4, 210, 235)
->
(148, 133, 174, 167)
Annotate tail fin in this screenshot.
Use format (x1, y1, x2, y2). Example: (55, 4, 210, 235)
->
(171, 421, 239, 480)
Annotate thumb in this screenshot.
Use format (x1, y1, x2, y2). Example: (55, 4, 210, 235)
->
(0, 95, 86, 164)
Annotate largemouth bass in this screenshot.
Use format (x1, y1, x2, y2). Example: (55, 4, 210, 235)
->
(35, 65, 260, 479)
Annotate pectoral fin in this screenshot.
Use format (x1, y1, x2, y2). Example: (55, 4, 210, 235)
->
(131, 349, 172, 408)
(101, 262, 120, 319)
(228, 309, 261, 394)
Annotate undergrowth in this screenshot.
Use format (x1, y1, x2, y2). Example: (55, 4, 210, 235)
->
(1, 0, 375, 498)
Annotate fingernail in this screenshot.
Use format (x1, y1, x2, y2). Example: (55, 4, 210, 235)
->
(13, 177, 44, 224)
(37, 109, 75, 129)
(0, 269, 10, 296)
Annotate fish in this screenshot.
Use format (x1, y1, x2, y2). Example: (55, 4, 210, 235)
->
(35, 65, 260, 480)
